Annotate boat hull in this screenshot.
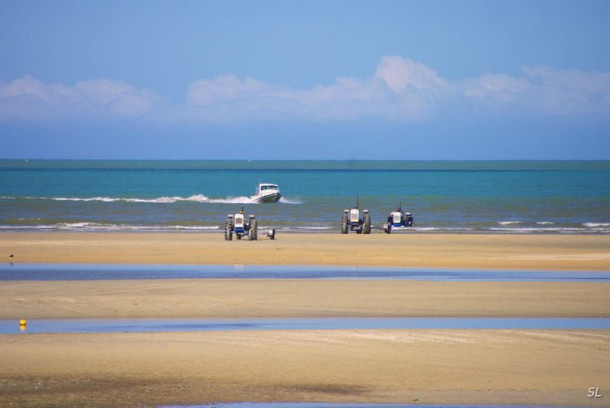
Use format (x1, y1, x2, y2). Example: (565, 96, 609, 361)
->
(251, 192, 282, 203)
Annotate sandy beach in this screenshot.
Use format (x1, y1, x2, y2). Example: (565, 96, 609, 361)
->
(2, 232, 610, 270)
(1, 232, 609, 407)
(2, 330, 609, 407)
(1, 279, 609, 320)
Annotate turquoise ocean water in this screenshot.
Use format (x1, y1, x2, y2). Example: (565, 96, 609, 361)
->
(1, 160, 608, 234)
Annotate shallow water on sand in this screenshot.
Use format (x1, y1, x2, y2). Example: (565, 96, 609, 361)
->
(1, 263, 608, 282)
(2, 317, 609, 335)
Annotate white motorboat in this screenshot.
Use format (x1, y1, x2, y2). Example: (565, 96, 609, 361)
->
(251, 183, 282, 203)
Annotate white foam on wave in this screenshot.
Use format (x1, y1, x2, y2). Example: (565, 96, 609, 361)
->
(52, 195, 213, 204)
(536, 221, 555, 225)
(583, 222, 610, 228)
(206, 196, 253, 204)
(5, 194, 301, 205)
(498, 221, 522, 226)
(0, 225, 56, 230)
(0, 223, 220, 232)
(279, 197, 302, 204)
(411, 227, 475, 232)
(278, 225, 333, 231)
(490, 226, 585, 234)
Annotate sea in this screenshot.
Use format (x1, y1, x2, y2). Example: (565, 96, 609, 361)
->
(1, 160, 609, 234)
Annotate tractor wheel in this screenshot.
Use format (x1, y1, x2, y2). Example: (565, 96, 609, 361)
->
(363, 212, 371, 234)
(341, 212, 348, 234)
(224, 220, 232, 240)
(250, 219, 258, 241)
(384, 224, 391, 234)
(236, 233, 242, 240)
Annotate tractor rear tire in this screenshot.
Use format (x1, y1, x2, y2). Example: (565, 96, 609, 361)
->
(363, 212, 371, 234)
(341, 212, 348, 234)
(224, 220, 232, 240)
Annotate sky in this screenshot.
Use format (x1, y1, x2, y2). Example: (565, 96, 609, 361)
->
(1, 0, 609, 160)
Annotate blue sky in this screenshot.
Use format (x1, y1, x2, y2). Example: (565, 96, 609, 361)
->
(1, 0, 609, 159)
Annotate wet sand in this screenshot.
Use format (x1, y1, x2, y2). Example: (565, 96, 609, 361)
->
(1, 232, 609, 406)
(2, 232, 610, 270)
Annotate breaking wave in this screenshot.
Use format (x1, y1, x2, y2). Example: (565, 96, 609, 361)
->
(583, 222, 610, 228)
(1, 195, 301, 205)
(497, 221, 522, 226)
(0, 223, 220, 232)
(1, 222, 609, 234)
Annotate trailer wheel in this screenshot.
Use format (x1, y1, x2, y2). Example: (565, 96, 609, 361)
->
(363, 212, 371, 234)
(250, 219, 258, 241)
(341, 212, 348, 234)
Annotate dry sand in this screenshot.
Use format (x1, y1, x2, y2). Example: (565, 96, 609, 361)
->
(1, 330, 609, 407)
(2, 232, 610, 270)
(1, 232, 609, 406)
(1, 279, 609, 319)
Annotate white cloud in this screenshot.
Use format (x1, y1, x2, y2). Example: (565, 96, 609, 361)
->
(461, 65, 610, 116)
(1, 57, 609, 123)
(463, 73, 530, 99)
(520, 65, 610, 115)
(374, 55, 448, 93)
(182, 57, 448, 122)
(0, 76, 162, 120)
(186, 75, 268, 106)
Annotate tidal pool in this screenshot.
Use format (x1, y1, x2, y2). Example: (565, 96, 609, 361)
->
(2, 317, 609, 335)
(1, 263, 608, 281)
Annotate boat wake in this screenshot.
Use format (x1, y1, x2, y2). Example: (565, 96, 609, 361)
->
(1, 195, 302, 205)
(279, 197, 302, 204)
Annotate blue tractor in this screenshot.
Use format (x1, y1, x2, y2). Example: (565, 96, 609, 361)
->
(383, 203, 414, 234)
(341, 197, 371, 234)
(225, 208, 258, 240)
